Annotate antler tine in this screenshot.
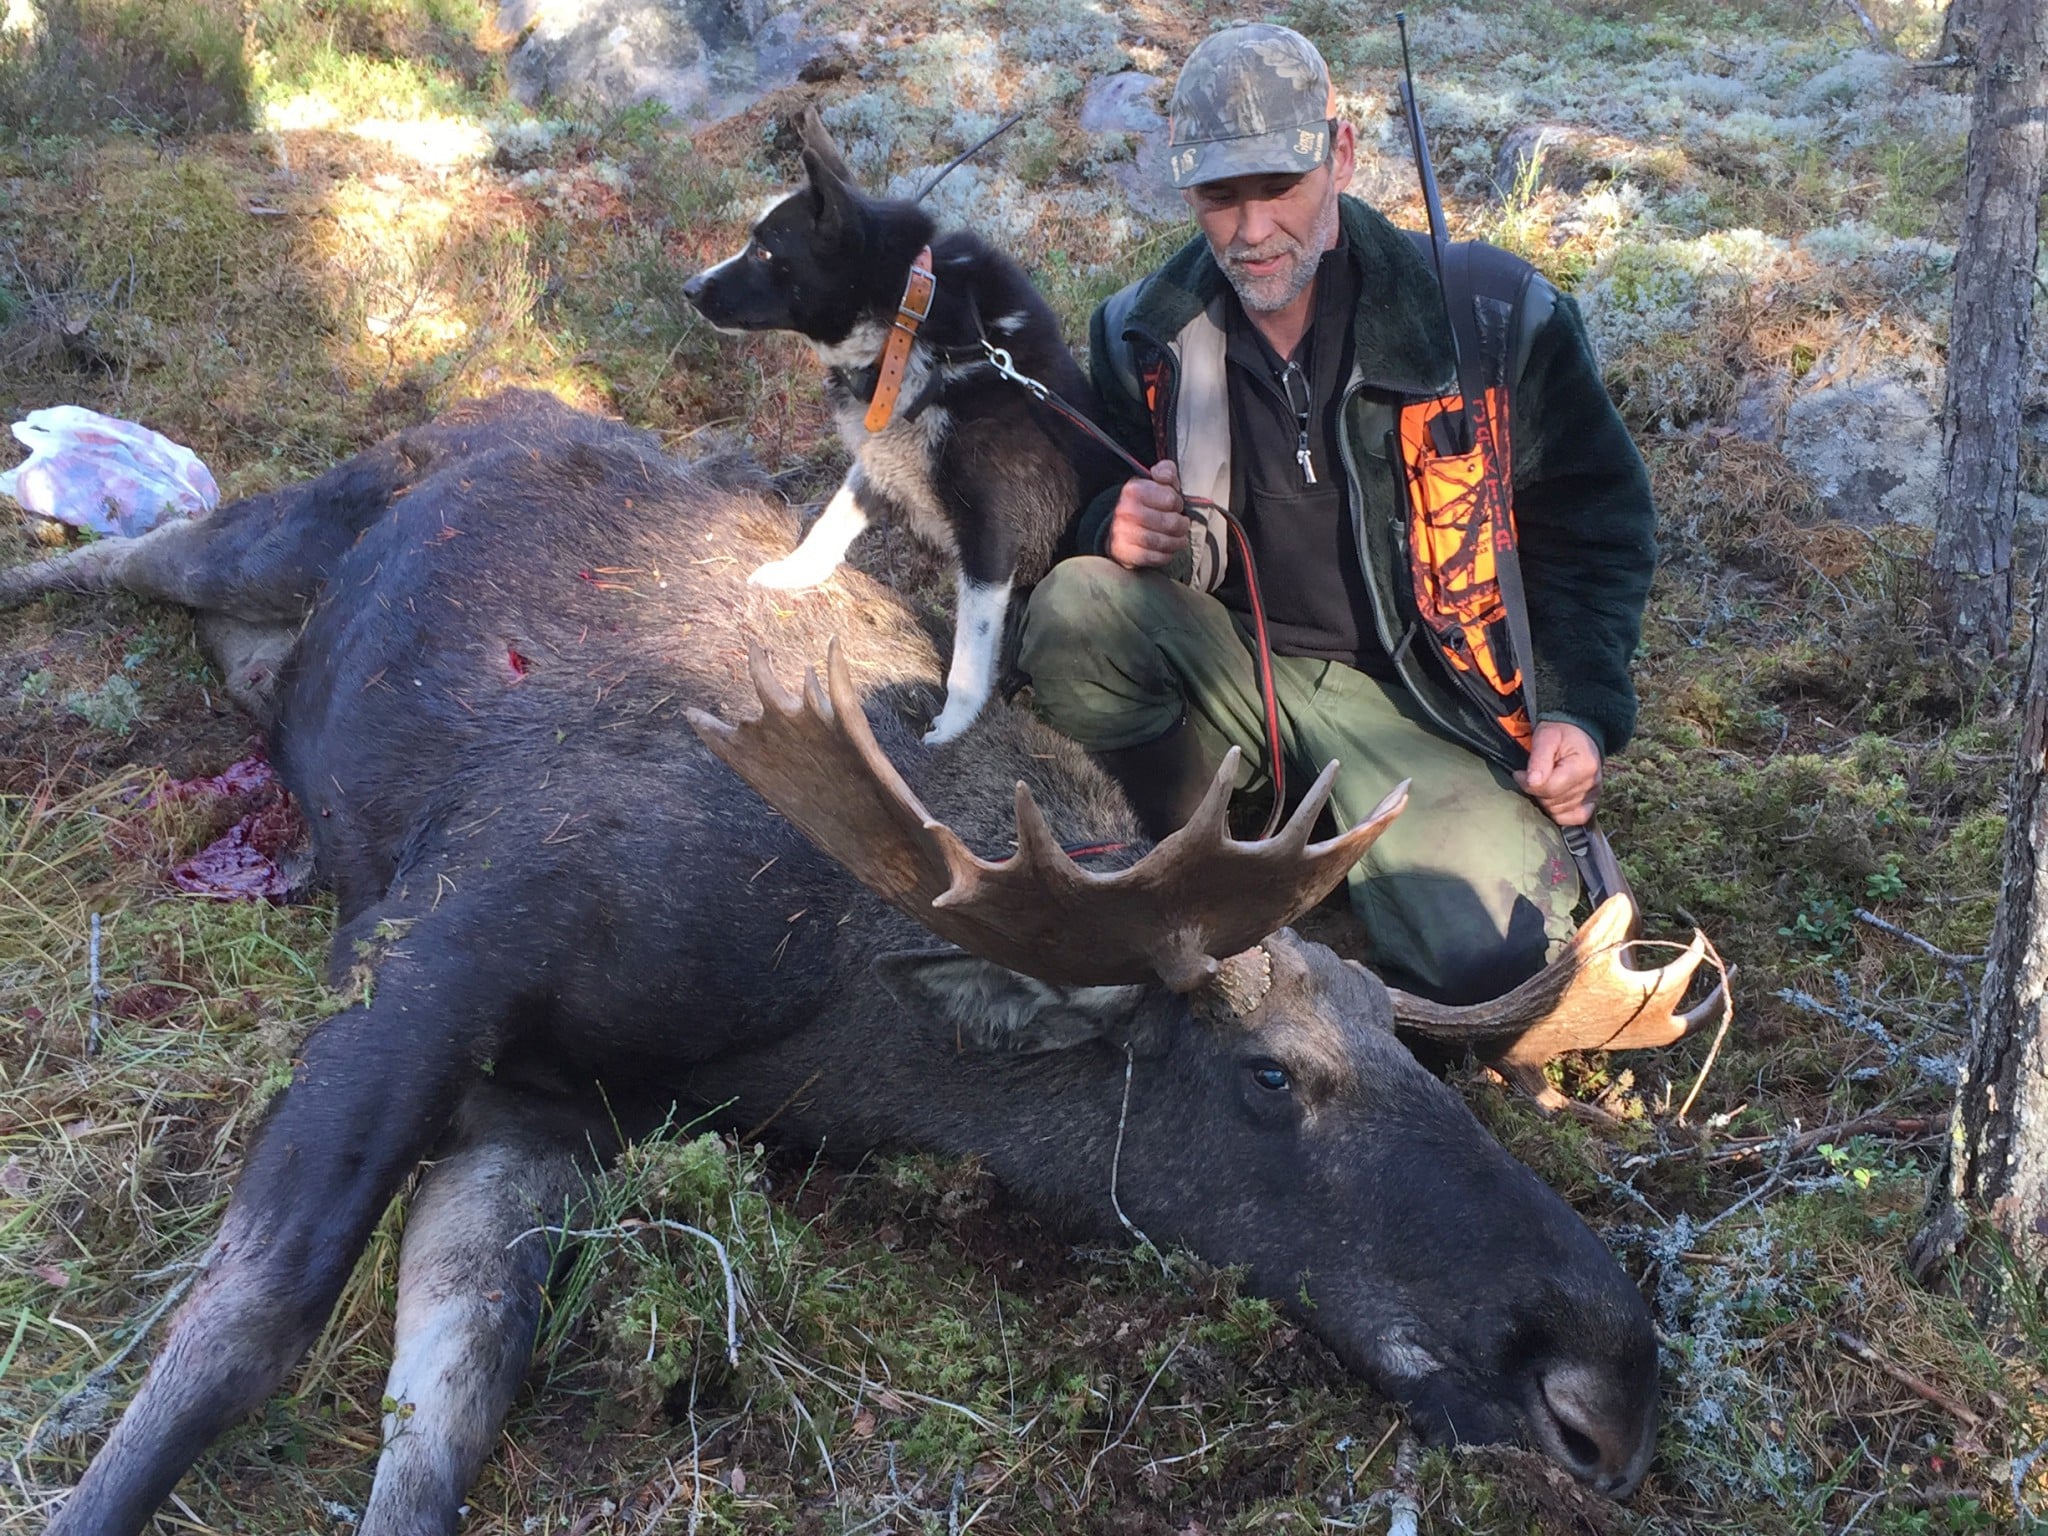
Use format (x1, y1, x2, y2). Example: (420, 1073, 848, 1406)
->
(1272, 757, 1339, 854)
(909, 745, 1411, 993)
(1678, 972, 1733, 1032)
(815, 635, 993, 895)
(1153, 746, 1243, 852)
(1318, 776, 1409, 864)
(688, 638, 984, 914)
(1387, 895, 1727, 1070)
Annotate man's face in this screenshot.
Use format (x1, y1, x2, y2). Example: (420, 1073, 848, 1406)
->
(1185, 122, 1356, 315)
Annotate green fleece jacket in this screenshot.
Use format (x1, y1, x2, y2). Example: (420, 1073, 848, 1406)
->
(1078, 195, 1656, 765)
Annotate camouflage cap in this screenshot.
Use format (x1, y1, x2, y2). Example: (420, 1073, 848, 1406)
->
(1167, 23, 1338, 190)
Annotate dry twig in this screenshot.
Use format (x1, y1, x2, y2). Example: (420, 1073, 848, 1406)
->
(1675, 939, 1737, 1123)
(1834, 0, 1887, 49)
(1831, 1329, 1983, 1431)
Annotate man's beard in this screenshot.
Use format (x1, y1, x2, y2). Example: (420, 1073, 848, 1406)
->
(1220, 192, 1342, 314)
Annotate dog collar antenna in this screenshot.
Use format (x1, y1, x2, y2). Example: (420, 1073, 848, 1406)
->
(862, 248, 937, 433)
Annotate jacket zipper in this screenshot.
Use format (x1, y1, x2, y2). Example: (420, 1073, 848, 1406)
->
(1133, 316, 1510, 770)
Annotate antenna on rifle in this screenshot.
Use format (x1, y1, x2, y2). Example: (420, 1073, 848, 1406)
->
(1394, 11, 1474, 453)
(915, 112, 1027, 203)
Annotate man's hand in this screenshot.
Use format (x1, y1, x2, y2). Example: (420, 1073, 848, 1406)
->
(1516, 719, 1602, 827)
(1105, 460, 1189, 570)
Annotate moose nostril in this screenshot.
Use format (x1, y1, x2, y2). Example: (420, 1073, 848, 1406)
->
(1538, 1366, 1622, 1480)
(1553, 1416, 1601, 1472)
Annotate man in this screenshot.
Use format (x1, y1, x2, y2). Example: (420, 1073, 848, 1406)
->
(1019, 22, 1656, 1004)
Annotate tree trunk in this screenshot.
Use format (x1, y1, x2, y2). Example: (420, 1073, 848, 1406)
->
(1911, 0, 2048, 1281)
(1911, 608, 2048, 1281)
(1939, 0, 1981, 60)
(1927, 0, 2046, 660)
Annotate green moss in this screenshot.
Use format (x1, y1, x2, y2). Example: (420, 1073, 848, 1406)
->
(73, 157, 247, 322)
(249, 0, 497, 118)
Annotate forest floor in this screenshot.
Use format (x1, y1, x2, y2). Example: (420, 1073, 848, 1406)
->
(0, 1, 2041, 1532)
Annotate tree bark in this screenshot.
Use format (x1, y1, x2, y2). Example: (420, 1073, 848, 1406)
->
(1939, 0, 1981, 60)
(1927, 0, 2046, 660)
(1911, 0, 2048, 1281)
(1912, 606, 2048, 1281)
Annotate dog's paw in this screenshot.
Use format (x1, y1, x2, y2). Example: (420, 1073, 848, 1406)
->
(747, 554, 836, 590)
(922, 697, 984, 746)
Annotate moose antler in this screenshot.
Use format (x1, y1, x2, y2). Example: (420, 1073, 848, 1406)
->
(686, 638, 1407, 992)
(1386, 894, 1730, 1105)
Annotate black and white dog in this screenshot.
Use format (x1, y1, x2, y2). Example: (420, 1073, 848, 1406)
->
(682, 109, 1121, 743)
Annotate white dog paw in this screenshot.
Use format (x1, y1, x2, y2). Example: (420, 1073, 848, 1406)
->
(747, 555, 835, 590)
(922, 697, 983, 745)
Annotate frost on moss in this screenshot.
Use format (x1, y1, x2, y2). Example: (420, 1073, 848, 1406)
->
(897, 30, 1006, 115)
(1658, 1222, 1821, 1498)
(1582, 232, 1788, 310)
(1787, 49, 1903, 114)
(892, 163, 1139, 258)
(823, 91, 1004, 182)
(1798, 219, 1954, 284)
(64, 674, 144, 735)
(487, 116, 573, 170)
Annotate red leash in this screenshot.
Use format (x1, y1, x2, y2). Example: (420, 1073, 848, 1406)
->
(983, 341, 1287, 838)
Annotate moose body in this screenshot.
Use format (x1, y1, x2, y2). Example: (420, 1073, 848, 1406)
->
(8, 392, 1667, 1535)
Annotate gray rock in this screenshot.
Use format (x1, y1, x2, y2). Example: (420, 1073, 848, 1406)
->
(1780, 372, 1940, 527)
(1080, 71, 1181, 223)
(499, 0, 836, 121)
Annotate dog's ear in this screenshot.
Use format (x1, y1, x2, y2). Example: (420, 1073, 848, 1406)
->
(796, 106, 857, 190)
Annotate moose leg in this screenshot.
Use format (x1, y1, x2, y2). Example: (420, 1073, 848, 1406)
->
(0, 514, 228, 609)
(359, 1103, 594, 1536)
(47, 931, 503, 1536)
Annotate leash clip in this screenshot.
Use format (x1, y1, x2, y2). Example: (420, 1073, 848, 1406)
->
(980, 340, 1050, 401)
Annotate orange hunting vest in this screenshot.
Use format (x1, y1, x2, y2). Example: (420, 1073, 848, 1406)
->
(1394, 236, 1541, 756)
(1396, 377, 1532, 751)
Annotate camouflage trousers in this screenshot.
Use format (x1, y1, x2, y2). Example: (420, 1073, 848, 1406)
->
(1018, 556, 1581, 1004)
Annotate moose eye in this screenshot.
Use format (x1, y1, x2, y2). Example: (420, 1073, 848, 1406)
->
(1251, 1064, 1292, 1093)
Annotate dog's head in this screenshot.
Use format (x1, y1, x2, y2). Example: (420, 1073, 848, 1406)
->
(683, 110, 930, 350)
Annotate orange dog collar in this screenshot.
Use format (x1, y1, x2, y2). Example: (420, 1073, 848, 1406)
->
(862, 247, 936, 433)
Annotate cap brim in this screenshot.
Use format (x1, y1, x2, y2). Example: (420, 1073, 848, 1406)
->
(1166, 123, 1330, 189)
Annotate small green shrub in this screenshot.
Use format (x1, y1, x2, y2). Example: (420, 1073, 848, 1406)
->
(63, 672, 143, 733)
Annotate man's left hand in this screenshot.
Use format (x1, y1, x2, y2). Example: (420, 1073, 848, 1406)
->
(1516, 720, 1602, 827)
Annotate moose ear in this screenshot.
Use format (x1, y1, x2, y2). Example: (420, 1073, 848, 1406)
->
(875, 950, 1161, 1055)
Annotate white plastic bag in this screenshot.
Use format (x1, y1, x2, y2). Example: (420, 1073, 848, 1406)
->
(0, 406, 219, 537)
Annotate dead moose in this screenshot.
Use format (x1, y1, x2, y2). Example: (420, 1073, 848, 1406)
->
(3, 391, 1715, 1535)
